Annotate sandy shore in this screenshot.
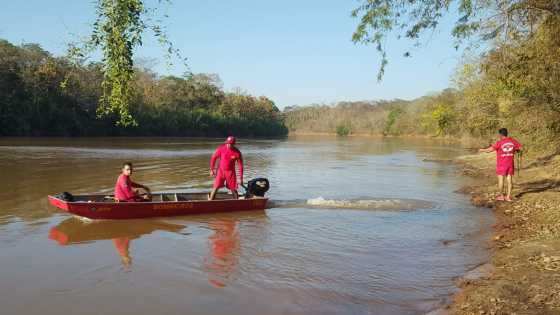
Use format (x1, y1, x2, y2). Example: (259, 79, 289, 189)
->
(442, 153, 560, 314)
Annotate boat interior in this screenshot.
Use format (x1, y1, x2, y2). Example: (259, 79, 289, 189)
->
(67, 192, 255, 203)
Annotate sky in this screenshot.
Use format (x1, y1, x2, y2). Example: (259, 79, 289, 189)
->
(0, 0, 464, 109)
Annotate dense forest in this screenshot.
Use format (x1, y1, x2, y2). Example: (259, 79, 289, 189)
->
(284, 91, 458, 138)
(286, 10, 560, 154)
(0, 39, 288, 137)
(2, 0, 558, 152)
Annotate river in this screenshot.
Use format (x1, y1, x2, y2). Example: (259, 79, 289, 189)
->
(0, 136, 493, 315)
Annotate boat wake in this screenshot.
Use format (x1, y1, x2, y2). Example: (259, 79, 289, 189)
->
(268, 197, 434, 211)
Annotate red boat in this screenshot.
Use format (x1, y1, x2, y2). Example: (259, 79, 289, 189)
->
(48, 192, 268, 220)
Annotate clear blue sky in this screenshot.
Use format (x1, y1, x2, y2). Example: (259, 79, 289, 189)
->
(0, 0, 463, 108)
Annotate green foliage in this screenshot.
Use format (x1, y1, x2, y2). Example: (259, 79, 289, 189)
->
(352, 0, 560, 80)
(69, 0, 185, 126)
(336, 124, 351, 136)
(422, 103, 455, 136)
(384, 107, 403, 135)
(0, 39, 288, 137)
(93, 0, 144, 126)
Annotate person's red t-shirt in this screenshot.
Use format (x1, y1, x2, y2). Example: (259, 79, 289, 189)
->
(210, 144, 243, 180)
(114, 174, 136, 201)
(492, 137, 522, 171)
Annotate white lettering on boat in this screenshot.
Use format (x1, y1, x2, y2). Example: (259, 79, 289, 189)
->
(153, 203, 193, 210)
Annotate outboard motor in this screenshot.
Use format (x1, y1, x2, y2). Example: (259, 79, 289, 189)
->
(245, 178, 270, 198)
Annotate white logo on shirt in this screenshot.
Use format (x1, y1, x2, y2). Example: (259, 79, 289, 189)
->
(501, 142, 515, 156)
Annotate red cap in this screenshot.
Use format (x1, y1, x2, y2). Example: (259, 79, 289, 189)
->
(225, 136, 236, 144)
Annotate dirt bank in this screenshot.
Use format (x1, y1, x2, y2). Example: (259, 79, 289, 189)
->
(447, 153, 560, 314)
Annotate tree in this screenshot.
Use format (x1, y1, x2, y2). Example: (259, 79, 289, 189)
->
(70, 0, 185, 126)
(352, 0, 560, 80)
(336, 124, 351, 136)
(384, 107, 403, 135)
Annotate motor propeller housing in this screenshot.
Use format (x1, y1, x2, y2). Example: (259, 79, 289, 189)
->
(245, 178, 270, 197)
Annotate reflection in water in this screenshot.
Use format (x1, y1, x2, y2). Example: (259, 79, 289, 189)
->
(48, 218, 186, 267)
(47, 211, 264, 285)
(205, 219, 240, 288)
(113, 238, 131, 267)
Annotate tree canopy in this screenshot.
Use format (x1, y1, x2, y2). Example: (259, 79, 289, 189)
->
(352, 0, 560, 80)
(0, 39, 287, 137)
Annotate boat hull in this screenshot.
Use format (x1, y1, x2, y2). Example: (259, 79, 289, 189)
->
(48, 194, 268, 220)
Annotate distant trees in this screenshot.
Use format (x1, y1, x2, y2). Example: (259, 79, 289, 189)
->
(383, 107, 403, 136)
(284, 100, 409, 136)
(0, 41, 102, 136)
(0, 39, 288, 137)
(336, 124, 351, 136)
(286, 11, 560, 154)
(273, 0, 560, 154)
(420, 89, 458, 136)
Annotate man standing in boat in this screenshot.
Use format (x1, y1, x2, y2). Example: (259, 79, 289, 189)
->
(114, 162, 151, 202)
(209, 136, 244, 200)
(479, 128, 522, 202)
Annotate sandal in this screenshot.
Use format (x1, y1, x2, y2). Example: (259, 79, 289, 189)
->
(495, 195, 505, 201)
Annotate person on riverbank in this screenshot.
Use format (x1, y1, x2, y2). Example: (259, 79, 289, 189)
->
(479, 128, 522, 202)
(209, 136, 244, 200)
(114, 162, 151, 202)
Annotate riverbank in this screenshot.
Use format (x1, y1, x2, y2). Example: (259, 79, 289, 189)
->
(446, 152, 560, 314)
(288, 132, 485, 146)
(289, 132, 438, 138)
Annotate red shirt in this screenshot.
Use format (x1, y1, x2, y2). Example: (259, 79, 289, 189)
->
(210, 144, 243, 180)
(114, 174, 136, 201)
(492, 137, 522, 169)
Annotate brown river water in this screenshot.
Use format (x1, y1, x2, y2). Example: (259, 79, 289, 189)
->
(0, 136, 493, 315)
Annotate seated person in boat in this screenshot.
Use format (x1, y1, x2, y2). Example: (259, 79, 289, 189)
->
(209, 136, 244, 200)
(114, 162, 151, 202)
